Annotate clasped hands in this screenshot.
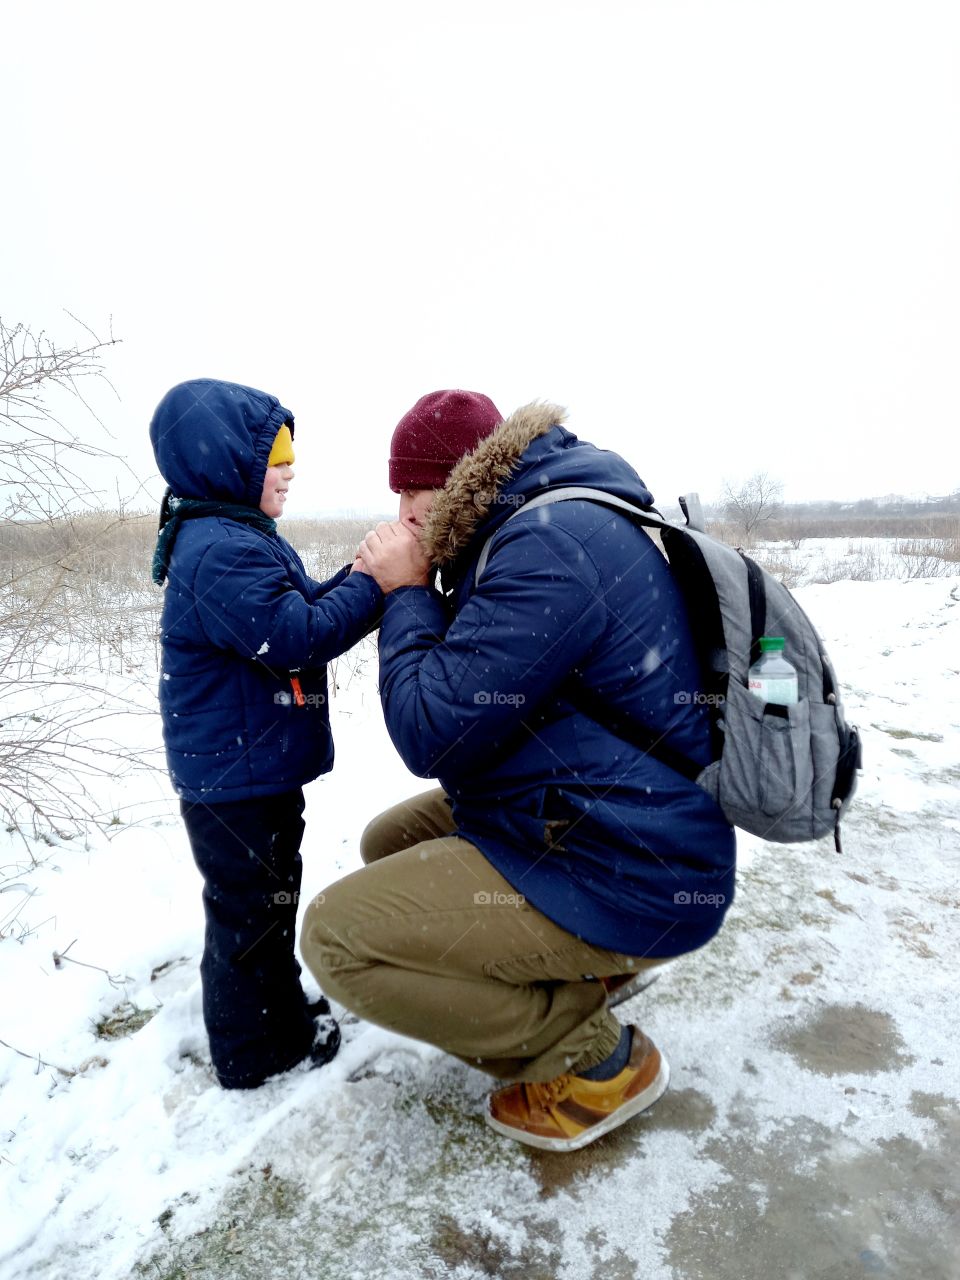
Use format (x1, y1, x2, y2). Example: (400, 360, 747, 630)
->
(351, 521, 432, 593)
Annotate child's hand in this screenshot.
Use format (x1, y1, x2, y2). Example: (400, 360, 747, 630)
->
(358, 522, 431, 593)
(349, 555, 368, 575)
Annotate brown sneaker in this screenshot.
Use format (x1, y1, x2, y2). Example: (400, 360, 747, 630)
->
(485, 1027, 669, 1152)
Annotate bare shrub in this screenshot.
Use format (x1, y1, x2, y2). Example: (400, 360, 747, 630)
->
(806, 558, 852, 585)
(895, 537, 959, 579)
(1, 509, 161, 675)
(1, 315, 124, 519)
(707, 519, 744, 548)
(282, 516, 387, 581)
(0, 679, 157, 845)
(0, 316, 158, 835)
(747, 551, 803, 590)
(808, 544, 893, 584)
(719, 473, 783, 546)
(846, 546, 890, 580)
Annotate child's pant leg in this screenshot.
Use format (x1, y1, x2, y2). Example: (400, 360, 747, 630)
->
(181, 789, 316, 1088)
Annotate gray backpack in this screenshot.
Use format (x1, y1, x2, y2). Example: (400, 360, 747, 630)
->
(476, 487, 862, 851)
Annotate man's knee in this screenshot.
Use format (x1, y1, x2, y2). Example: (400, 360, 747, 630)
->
(358, 809, 394, 864)
(359, 790, 452, 864)
(300, 884, 358, 996)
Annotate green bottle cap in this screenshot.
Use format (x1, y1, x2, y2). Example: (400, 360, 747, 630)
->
(759, 636, 786, 652)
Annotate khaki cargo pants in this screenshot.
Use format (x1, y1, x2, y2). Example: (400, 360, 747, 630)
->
(300, 788, 666, 1082)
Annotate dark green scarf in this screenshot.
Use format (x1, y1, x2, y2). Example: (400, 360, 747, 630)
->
(152, 490, 277, 585)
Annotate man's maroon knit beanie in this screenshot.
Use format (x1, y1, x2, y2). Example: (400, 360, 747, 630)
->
(388, 390, 503, 492)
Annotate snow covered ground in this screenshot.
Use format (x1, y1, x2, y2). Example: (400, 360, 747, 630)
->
(2, 568, 959, 1280)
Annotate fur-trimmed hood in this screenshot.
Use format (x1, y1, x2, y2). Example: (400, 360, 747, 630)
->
(421, 402, 566, 565)
(419, 401, 656, 567)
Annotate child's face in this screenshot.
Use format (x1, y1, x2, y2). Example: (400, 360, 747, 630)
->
(260, 463, 294, 518)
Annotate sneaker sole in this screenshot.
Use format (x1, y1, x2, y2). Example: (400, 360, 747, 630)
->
(485, 1054, 671, 1153)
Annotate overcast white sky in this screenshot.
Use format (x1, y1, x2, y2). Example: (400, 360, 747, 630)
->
(4, 0, 959, 515)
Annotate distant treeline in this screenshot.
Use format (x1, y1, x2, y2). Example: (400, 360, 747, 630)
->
(2, 505, 959, 586)
(716, 512, 960, 541)
(704, 491, 960, 520)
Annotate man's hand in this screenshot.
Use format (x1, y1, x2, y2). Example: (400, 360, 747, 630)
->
(358, 521, 432, 593)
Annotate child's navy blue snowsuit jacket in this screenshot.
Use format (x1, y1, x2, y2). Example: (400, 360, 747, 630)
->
(150, 378, 382, 803)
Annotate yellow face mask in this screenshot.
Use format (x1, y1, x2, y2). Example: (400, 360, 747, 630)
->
(268, 423, 295, 467)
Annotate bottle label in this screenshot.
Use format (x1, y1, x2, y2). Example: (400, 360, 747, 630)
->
(749, 677, 798, 706)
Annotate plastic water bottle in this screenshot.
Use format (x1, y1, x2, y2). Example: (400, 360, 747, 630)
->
(748, 636, 798, 706)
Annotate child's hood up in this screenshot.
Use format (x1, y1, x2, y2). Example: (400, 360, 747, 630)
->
(149, 378, 295, 506)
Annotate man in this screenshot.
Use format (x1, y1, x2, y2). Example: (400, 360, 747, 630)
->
(301, 390, 735, 1151)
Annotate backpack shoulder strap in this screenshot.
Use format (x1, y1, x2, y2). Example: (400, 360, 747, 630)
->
(475, 485, 675, 586)
(474, 485, 706, 782)
(563, 682, 704, 781)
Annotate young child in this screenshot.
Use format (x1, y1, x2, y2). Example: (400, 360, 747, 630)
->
(150, 378, 382, 1089)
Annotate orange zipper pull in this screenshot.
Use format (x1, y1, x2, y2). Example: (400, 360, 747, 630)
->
(290, 676, 306, 707)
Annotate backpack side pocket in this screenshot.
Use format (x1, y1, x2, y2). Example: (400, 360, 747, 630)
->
(710, 679, 813, 840)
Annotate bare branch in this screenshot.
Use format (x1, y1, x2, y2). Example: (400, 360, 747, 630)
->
(719, 472, 784, 545)
(0, 314, 147, 836)
(0, 1036, 75, 1080)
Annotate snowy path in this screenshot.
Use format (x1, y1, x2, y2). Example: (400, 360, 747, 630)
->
(2, 580, 959, 1280)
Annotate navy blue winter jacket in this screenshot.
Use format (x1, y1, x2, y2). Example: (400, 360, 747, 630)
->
(150, 379, 382, 803)
(377, 403, 736, 957)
